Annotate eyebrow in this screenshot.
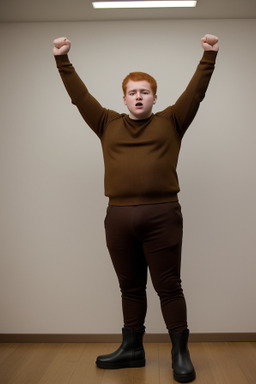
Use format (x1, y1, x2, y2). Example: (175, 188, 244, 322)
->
(127, 88, 150, 93)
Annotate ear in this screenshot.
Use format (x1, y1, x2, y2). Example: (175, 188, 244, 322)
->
(123, 95, 127, 105)
(153, 94, 157, 105)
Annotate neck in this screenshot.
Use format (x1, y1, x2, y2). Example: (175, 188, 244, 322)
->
(129, 112, 153, 120)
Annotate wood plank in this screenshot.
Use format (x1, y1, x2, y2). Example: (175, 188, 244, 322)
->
(0, 343, 18, 365)
(201, 342, 249, 384)
(0, 343, 59, 384)
(188, 342, 216, 384)
(35, 343, 85, 384)
(229, 342, 256, 384)
(68, 343, 106, 384)
(132, 343, 160, 384)
(0, 342, 255, 384)
(4, 343, 62, 384)
(158, 343, 174, 384)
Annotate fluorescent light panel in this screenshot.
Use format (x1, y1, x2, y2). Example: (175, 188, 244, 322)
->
(93, 1, 197, 9)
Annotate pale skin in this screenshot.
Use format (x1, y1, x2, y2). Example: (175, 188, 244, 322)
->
(53, 34, 219, 120)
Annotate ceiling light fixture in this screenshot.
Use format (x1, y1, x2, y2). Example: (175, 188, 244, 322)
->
(92, 1, 197, 9)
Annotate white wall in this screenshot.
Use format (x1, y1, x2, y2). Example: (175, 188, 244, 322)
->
(0, 19, 255, 334)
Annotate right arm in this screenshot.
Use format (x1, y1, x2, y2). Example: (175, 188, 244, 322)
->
(53, 37, 116, 137)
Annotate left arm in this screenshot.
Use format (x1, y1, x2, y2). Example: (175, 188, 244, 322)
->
(172, 34, 219, 137)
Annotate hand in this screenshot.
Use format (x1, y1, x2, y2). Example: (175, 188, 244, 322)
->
(53, 37, 71, 56)
(201, 34, 219, 52)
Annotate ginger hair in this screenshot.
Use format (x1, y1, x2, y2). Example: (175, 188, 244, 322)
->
(122, 72, 157, 95)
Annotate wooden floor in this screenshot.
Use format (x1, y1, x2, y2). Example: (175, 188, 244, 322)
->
(0, 342, 256, 384)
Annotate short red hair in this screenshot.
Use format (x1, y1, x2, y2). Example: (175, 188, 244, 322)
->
(122, 72, 157, 95)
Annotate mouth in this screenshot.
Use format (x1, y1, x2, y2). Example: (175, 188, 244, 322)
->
(135, 102, 143, 107)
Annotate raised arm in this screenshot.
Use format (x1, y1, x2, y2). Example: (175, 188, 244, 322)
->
(53, 37, 118, 138)
(171, 34, 219, 137)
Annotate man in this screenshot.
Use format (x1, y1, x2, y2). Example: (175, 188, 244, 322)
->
(53, 34, 218, 383)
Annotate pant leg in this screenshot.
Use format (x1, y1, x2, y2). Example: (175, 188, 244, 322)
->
(104, 206, 148, 332)
(140, 202, 188, 332)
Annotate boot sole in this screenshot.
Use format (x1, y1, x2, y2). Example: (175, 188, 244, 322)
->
(96, 359, 145, 369)
(173, 370, 196, 383)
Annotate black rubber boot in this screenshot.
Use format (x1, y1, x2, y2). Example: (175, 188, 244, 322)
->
(96, 327, 145, 369)
(169, 329, 196, 383)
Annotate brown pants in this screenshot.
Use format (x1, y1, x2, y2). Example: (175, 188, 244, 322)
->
(104, 202, 188, 333)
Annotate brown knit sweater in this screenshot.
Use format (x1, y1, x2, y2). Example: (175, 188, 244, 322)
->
(55, 50, 217, 205)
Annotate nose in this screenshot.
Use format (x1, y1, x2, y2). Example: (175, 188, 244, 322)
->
(136, 92, 142, 99)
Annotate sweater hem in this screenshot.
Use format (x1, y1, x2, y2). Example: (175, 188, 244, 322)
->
(108, 194, 178, 206)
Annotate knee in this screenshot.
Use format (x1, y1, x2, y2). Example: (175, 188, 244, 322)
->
(119, 279, 147, 296)
(153, 276, 184, 299)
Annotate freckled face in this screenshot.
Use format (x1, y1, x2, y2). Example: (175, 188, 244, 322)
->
(123, 80, 157, 120)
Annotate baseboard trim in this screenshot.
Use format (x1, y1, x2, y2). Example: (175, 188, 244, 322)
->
(0, 333, 255, 343)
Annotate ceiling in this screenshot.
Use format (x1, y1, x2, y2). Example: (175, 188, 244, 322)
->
(0, 0, 256, 22)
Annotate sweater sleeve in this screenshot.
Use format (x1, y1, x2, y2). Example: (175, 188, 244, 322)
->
(172, 50, 217, 137)
(55, 54, 119, 137)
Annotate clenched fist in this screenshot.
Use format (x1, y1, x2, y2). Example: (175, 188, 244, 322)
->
(201, 34, 219, 52)
(53, 37, 71, 56)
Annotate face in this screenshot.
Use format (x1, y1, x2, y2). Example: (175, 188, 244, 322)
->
(123, 80, 157, 120)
